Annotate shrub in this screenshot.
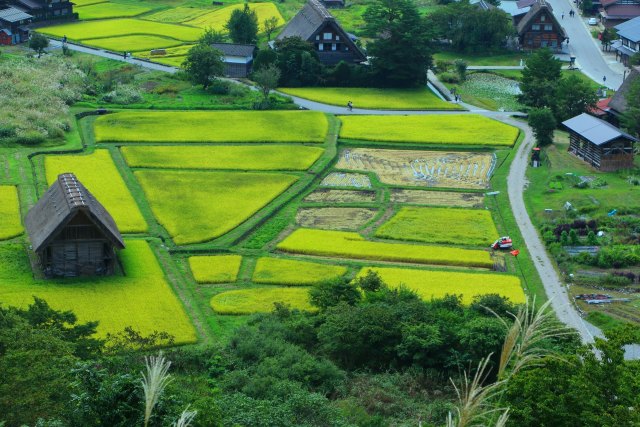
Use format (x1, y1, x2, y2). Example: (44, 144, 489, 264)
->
(438, 71, 460, 83)
(100, 84, 143, 104)
(599, 274, 632, 288)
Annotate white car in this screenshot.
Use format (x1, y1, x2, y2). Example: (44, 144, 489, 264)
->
(588, 17, 598, 25)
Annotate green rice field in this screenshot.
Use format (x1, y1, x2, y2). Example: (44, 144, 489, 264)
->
(253, 257, 347, 285)
(211, 287, 315, 314)
(189, 255, 242, 283)
(186, 3, 284, 31)
(75, 2, 156, 20)
(0, 186, 23, 240)
(80, 35, 184, 52)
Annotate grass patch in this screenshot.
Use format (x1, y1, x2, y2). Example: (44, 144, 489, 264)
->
(135, 170, 298, 245)
(375, 207, 498, 246)
(210, 287, 315, 314)
(122, 145, 324, 171)
(186, 3, 284, 31)
(253, 257, 347, 285)
(39, 18, 203, 42)
(45, 150, 147, 233)
(0, 240, 197, 343)
(0, 186, 23, 240)
(277, 228, 494, 268)
(339, 115, 519, 146)
(76, 2, 156, 20)
(80, 35, 184, 52)
(189, 255, 242, 283)
(433, 51, 527, 66)
(278, 87, 461, 110)
(586, 311, 635, 334)
(357, 267, 525, 304)
(94, 111, 328, 143)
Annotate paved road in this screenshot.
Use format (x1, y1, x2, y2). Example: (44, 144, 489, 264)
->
(547, 0, 624, 89)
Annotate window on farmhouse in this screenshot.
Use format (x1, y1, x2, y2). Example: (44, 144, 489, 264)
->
(544, 24, 552, 30)
(532, 24, 541, 30)
(541, 15, 546, 21)
(323, 32, 332, 40)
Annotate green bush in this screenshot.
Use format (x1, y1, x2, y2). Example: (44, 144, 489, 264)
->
(599, 274, 632, 288)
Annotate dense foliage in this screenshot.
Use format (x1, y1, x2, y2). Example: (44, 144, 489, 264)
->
(225, 3, 258, 45)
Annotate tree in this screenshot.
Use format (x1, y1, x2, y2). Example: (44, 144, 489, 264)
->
(528, 107, 557, 146)
(29, 33, 49, 58)
(454, 59, 467, 81)
(263, 16, 280, 41)
(580, 0, 593, 14)
(309, 278, 361, 310)
(363, 0, 433, 87)
(252, 48, 278, 71)
(274, 36, 322, 86)
(518, 48, 562, 110)
(199, 26, 226, 45)
(225, 3, 258, 44)
(182, 44, 225, 89)
(620, 77, 640, 137)
(555, 74, 598, 122)
(600, 28, 615, 51)
(252, 64, 281, 105)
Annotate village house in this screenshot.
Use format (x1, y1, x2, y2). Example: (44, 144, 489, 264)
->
(612, 16, 640, 65)
(599, 0, 640, 27)
(275, 0, 366, 66)
(563, 113, 637, 171)
(0, 6, 31, 45)
(211, 43, 256, 78)
(514, 0, 567, 50)
(25, 173, 125, 278)
(7, 0, 75, 23)
(607, 65, 639, 123)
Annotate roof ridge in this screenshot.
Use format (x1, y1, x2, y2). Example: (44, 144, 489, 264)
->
(57, 173, 88, 210)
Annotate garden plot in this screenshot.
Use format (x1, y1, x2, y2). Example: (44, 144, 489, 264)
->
(75, 2, 157, 20)
(303, 189, 377, 204)
(0, 240, 197, 343)
(357, 267, 525, 304)
(39, 19, 203, 42)
(186, 3, 284, 31)
(335, 148, 496, 189)
(321, 172, 371, 188)
(189, 255, 242, 284)
(45, 150, 147, 233)
(339, 115, 519, 146)
(253, 257, 347, 285)
(122, 145, 324, 171)
(211, 287, 315, 314)
(94, 111, 328, 144)
(81, 35, 184, 52)
(0, 186, 22, 240)
(390, 189, 484, 207)
(375, 206, 498, 246)
(296, 207, 377, 230)
(135, 170, 297, 245)
(277, 229, 494, 268)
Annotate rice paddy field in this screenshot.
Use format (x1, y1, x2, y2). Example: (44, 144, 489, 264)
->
(135, 170, 297, 244)
(94, 111, 329, 144)
(75, 2, 157, 20)
(44, 150, 147, 233)
(185, 3, 284, 31)
(357, 267, 525, 304)
(278, 87, 462, 110)
(252, 257, 347, 285)
(277, 229, 494, 268)
(339, 115, 519, 146)
(0, 186, 22, 240)
(211, 287, 316, 314)
(122, 145, 324, 171)
(189, 255, 242, 284)
(0, 240, 197, 343)
(82, 35, 184, 52)
(375, 207, 498, 246)
(389, 190, 484, 208)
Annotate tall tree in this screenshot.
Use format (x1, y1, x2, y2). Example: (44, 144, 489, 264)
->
(252, 64, 281, 106)
(263, 16, 280, 41)
(363, 0, 433, 87)
(274, 36, 322, 86)
(225, 3, 258, 44)
(518, 48, 562, 110)
(182, 45, 225, 89)
(621, 77, 640, 137)
(555, 74, 598, 122)
(199, 26, 226, 44)
(528, 107, 557, 146)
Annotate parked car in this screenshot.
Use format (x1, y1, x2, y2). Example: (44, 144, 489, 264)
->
(588, 17, 598, 25)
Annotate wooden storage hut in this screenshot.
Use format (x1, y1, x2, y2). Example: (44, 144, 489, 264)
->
(25, 173, 125, 278)
(562, 113, 637, 171)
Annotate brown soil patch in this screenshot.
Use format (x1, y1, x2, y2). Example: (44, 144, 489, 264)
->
(320, 172, 372, 188)
(390, 189, 484, 207)
(304, 189, 377, 204)
(296, 207, 378, 230)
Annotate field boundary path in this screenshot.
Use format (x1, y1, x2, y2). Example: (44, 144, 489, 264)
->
(52, 41, 638, 357)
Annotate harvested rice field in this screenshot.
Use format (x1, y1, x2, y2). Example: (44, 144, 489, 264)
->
(186, 3, 284, 31)
(277, 229, 494, 268)
(94, 111, 329, 144)
(375, 207, 499, 246)
(80, 35, 184, 52)
(211, 287, 315, 314)
(0, 240, 197, 343)
(135, 170, 297, 245)
(0, 186, 22, 240)
(122, 145, 324, 171)
(339, 115, 519, 146)
(75, 2, 156, 20)
(357, 267, 525, 304)
(390, 189, 484, 208)
(189, 255, 242, 284)
(320, 172, 372, 188)
(335, 148, 496, 189)
(303, 189, 377, 204)
(296, 207, 377, 230)
(253, 257, 347, 285)
(44, 150, 147, 233)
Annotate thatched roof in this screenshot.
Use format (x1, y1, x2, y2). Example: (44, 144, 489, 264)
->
(516, 0, 567, 39)
(277, 0, 333, 41)
(609, 66, 640, 114)
(25, 173, 125, 252)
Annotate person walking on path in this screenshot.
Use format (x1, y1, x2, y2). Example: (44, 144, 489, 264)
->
(347, 101, 353, 111)
(562, 11, 565, 19)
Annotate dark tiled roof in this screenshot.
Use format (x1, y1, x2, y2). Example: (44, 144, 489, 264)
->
(562, 113, 638, 145)
(615, 16, 640, 41)
(277, 0, 332, 41)
(517, 0, 566, 38)
(211, 43, 256, 57)
(517, 0, 537, 9)
(25, 173, 125, 252)
(609, 66, 639, 113)
(600, 0, 618, 7)
(602, 4, 640, 19)
(0, 6, 32, 22)
(14, 0, 44, 10)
